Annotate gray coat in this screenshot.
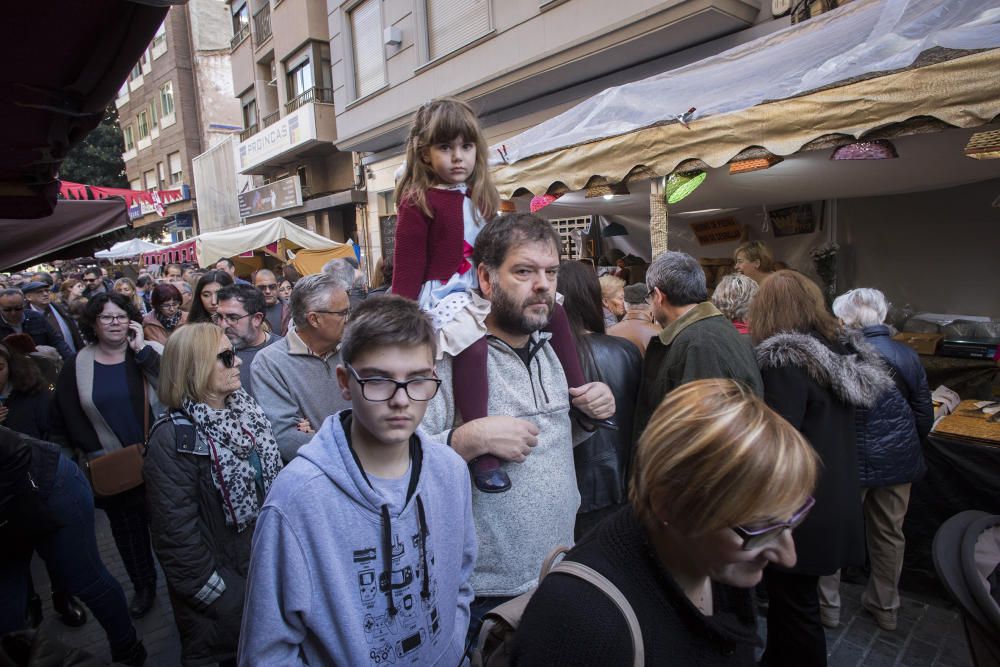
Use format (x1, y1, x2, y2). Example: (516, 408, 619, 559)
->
(144, 412, 252, 666)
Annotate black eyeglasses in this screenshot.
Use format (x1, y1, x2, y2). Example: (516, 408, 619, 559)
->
(213, 312, 252, 325)
(312, 307, 351, 320)
(732, 496, 815, 551)
(346, 365, 441, 402)
(217, 349, 237, 368)
(1, 306, 24, 313)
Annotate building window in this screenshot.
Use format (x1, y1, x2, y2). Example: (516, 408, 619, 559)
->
(350, 0, 387, 99)
(152, 21, 167, 53)
(129, 61, 142, 81)
(157, 162, 165, 189)
(425, 0, 490, 61)
(130, 179, 141, 191)
(137, 110, 149, 139)
(242, 96, 258, 130)
(160, 82, 175, 116)
(232, 3, 250, 38)
(143, 170, 157, 191)
(150, 101, 159, 129)
(287, 59, 313, 100)
(168, 152, 183, 185)
(123, 125, 135, 151)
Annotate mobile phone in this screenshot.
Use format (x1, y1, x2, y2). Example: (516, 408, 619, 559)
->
(128, 328, 136, 341)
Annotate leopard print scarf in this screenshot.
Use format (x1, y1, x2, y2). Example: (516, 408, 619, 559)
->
(183, 389, 283, 532)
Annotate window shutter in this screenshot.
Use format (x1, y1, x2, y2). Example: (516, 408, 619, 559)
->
(426, 0, 489, 61)
(351, 0, 386, 99)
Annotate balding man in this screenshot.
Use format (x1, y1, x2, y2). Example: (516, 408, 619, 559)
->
(253, 269, 289, 335)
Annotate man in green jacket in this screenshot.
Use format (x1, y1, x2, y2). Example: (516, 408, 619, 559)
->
(634, 251, 763, 439)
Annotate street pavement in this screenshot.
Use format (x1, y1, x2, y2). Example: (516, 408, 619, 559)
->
(30, 510, 973, 666)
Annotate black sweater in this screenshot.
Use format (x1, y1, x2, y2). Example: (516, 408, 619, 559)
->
(510, 506, 760, 666)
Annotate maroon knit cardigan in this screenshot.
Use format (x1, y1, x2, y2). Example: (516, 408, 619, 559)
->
(391, 188, 471, 300)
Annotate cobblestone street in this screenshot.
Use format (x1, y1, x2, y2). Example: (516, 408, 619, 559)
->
(26, 507, 975, 666)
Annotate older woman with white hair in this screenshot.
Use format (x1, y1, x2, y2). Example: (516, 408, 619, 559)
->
(818, 288, 934, 632)
(712, 273, 758, 335)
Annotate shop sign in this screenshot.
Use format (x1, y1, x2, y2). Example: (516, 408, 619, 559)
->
(771, 205, 817, 237)
(238, 105, 316, 170)
(238, 176, 303, 218)
(690, 217, 742, 245)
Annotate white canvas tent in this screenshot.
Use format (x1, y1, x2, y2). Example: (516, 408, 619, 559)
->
(94, 238, 164, 260)
(194, 216, 342, 266)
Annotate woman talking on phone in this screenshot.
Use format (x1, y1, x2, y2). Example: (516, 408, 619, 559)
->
(51, 292, 165, 619)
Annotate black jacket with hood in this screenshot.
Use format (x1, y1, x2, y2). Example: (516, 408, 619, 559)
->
(756, 331, 893, 576)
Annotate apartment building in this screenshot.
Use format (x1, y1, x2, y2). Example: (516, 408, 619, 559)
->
(116, 0, 241, 240)
(327, 0, 790, 265)
(227, 0, 364, 242)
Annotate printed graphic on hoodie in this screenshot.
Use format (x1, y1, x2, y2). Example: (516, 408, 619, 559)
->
(353, 526, 441, 665)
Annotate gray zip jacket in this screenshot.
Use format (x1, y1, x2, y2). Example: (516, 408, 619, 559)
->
(421, 332, 593, 597)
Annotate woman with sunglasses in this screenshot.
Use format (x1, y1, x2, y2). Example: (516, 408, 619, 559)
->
(511, 379, 818, 666)
(751, 271, 891, 666)
(142, 282, 187, 344)
(144, 323, 282, 667)
(50, 293, 164, 621)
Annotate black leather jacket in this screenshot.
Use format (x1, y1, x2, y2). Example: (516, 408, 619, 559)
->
(573, 333, 642, 514)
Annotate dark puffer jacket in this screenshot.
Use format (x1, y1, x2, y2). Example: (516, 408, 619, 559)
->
(573, 333, 642, 516)
(144, 412, 254, 666)
(847, 326, 934, 487)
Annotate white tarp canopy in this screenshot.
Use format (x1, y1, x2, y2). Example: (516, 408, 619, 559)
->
(195, 216, 341, 266)
(490, 0, 1000, 167)
(94, 238, 164, 259)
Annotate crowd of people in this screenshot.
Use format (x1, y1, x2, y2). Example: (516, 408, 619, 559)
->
(0, 98, 934, 667)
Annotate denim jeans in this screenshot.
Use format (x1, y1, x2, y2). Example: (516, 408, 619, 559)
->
(0, 456, 138, 654)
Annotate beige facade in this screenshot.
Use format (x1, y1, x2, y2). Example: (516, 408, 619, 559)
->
(116, 0, 242, 236)
(326, 0, 786, 266)
(229, 0, 361, 242)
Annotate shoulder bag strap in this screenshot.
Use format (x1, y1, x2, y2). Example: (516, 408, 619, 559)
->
(551, 561, 644, 667)
(141, 377, 150, 443)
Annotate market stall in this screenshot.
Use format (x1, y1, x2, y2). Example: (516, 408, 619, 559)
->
(95, 238, 164, 260)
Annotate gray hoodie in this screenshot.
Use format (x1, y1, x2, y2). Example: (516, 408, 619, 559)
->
(422, 332, 593, 597)
(239, 411, 477, 666)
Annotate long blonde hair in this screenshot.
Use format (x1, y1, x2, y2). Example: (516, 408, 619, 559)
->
(394, 97, 499, 220)
(159, 323, 227, 408)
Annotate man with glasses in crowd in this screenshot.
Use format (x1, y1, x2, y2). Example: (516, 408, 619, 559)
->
(215, 284, 280, 399)
(251, 272, 352, 461)
(253, 268, 289, 336)
(0, 289, 73, 360)
(22, 281, 84, 353)
(81, 268, 111, 299)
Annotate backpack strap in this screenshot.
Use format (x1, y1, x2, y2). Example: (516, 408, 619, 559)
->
(550, 561, 644, 667)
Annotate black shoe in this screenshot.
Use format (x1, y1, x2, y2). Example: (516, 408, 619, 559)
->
(469, 456, 511, 493)
(26, 593, 43, 629)
(129, 588, 155, 619)
(112, 639, 147, 666)
(52, 591, 88, 627)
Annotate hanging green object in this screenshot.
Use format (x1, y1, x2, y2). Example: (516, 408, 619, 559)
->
(664, 170, 707, 204)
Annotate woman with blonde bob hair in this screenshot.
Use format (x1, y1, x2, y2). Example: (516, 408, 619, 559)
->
(751, 271, 891, 667)
(733, 240, 775, 283)
(144, 323, 282, 666)
(511, 379, 819, 666)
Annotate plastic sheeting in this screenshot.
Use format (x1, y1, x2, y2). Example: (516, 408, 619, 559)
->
(94, 238, 163, 259)
(491, 0, 1000, 166)
(195, 217, 342, 267)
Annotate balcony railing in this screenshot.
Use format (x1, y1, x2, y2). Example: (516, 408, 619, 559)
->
(230, 24, 250, 50)
(239, 123, 259, 141)
(262, 110, 280, 128)
(285, 87, 334, 114)
(253, 4, 272, 44)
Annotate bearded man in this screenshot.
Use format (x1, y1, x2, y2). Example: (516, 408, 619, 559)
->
(421, 212, 615, 641)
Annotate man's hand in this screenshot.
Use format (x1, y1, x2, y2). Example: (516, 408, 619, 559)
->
(451, 416, 539, 463)
(569, 382, 616, 420)
(296, 419, 314, 434)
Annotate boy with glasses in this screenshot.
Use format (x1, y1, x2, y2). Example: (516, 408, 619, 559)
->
(240, 295, 476, 666)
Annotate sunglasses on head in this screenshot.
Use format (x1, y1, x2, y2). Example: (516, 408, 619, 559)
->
(732, 496, 815, 551)
(217, 349, 237, 368)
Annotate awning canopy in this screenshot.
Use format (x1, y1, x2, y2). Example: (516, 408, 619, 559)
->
(0, 2, 175, 219)
(194, 217, 344, 267)
(0, 200, 130, 271)
(95, 238, 164, 259)
(490, 0, 1000, 197)
(289, 244, 359, 277)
